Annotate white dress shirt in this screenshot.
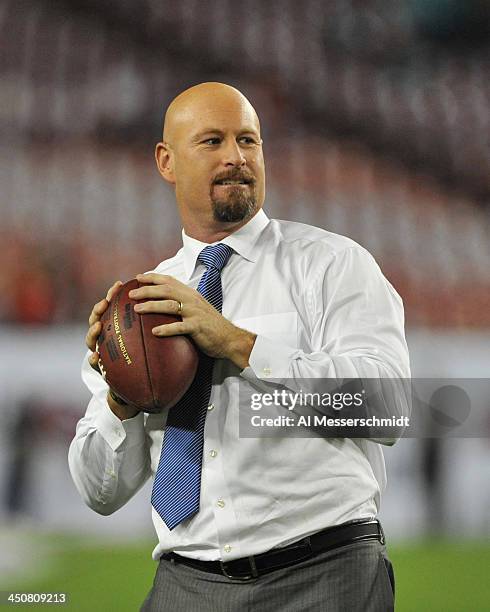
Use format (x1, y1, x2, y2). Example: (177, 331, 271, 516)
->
(69, 208, 410, 562)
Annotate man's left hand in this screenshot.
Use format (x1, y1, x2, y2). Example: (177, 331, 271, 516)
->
(128, 273, 256, 370)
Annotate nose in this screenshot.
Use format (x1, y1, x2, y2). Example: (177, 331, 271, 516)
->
(222, 138, 246, 167)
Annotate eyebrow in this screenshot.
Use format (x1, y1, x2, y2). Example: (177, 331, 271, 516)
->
(191, 128, 260, 142)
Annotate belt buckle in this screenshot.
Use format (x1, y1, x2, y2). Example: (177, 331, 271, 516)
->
(220, 557, 258, 581)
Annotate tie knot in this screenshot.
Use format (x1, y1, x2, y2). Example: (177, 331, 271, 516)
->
(198, 243, 234, 272)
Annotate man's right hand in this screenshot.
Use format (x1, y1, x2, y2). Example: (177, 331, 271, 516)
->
(86, 281, 140, 421)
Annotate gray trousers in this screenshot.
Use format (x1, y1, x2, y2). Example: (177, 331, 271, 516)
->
(141, 540, 395, 612)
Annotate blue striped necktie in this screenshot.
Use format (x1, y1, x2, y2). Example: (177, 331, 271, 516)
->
(151, 243, 234, 530)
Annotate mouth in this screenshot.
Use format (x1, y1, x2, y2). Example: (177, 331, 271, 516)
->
(213, 176, 254, 186)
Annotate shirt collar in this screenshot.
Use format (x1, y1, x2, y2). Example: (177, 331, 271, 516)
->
(181, 208, 270, 281)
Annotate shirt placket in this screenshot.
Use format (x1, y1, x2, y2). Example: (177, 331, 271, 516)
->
(202, 374, 243, 561)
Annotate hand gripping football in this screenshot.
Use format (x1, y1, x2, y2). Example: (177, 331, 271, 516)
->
(96, 279, 199, 413)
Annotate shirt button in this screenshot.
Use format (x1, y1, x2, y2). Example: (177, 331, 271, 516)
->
(217, 499, 225, 508)
(207, 404, 214, 411)
(263, 367, 272, 377)
(209, 449, 218, 458)
(224, 544, 232, 553)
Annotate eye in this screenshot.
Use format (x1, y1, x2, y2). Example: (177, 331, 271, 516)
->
(202, 137, 221, 145)
(238, 136, 258, 145)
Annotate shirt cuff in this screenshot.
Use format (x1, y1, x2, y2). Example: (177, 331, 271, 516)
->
(94, 400, 145, 451)
(242, 334, 297, 382)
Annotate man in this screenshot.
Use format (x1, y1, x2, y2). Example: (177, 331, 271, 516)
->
(69, 82, 409, 611)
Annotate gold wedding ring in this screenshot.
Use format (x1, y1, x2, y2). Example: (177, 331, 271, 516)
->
(176, 300, 183, 315)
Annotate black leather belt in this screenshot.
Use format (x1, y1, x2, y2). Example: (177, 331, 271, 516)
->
(161, 519, 385, 581)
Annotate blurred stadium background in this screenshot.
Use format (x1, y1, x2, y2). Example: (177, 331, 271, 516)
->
(1, 0, 489, 610)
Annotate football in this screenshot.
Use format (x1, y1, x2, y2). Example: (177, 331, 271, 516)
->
(96, 279, 199, 413)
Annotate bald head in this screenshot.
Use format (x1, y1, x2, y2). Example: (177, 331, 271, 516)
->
(163, 82, 260, 146)
(155, 82, 266, 241)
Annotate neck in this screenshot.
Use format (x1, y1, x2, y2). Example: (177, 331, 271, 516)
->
(181, 210, 259, 243)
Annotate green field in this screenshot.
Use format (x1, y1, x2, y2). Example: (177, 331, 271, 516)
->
(2, 535, 489, 611)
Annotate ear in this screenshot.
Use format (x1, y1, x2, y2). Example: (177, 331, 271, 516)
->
(155, 142, 176, 185)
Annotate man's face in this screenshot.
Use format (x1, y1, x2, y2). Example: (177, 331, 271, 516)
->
(168, 98, 265, 226)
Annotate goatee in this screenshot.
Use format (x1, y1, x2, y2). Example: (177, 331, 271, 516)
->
(211, 188, 257, 222)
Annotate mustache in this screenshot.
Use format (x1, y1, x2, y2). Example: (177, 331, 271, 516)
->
(212, 169, 256, 185)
